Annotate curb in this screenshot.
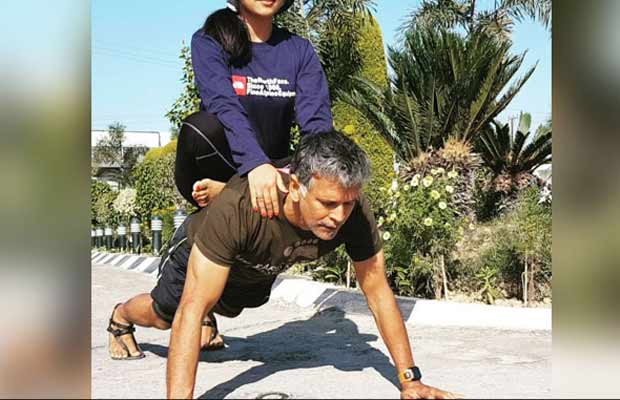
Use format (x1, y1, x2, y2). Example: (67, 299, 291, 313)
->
(92, 250, 160, 276)
(92, 250, 551, 331)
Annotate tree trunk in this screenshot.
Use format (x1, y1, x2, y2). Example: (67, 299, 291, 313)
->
(433, 257, 442, 300)
(346, 259, 351, 289)
(523, 251, 529, 306)
(528, 261, 537, 303)
(441, 254, 449, 300)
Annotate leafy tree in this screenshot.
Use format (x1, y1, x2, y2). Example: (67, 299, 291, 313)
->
(340, 27, 535, 163)
(169, 125, 180, 141)
(166, 42, 201, 131)
(92, 122, 147, 187)
(399, 0, 551, 43)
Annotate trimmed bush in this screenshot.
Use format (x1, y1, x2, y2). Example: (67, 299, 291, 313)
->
(93, 189, 119, 226)
(91, 179, 112, 225)
(333, 16, 394, 213)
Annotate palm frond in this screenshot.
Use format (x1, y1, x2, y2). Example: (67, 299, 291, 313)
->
(477, 117, 552, 176)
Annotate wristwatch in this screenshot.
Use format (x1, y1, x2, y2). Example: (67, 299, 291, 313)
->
(399, 366, 422, 383)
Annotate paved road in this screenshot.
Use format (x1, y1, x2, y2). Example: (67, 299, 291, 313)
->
(92, 264, 551, 399)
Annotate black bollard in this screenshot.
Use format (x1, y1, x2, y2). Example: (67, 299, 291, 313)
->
(173, 208, 187, 230)
(130, 217, 141, 254)
(117, 224, 127, 251)
(105, 225, 113, 250)
(96, 227, 104, 248)
(151, 216, 163, 255)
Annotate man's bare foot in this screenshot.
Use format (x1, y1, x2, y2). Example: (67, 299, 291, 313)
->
(200, 314, 225, 351)
(192, 179, 226, 207)
(107, 304, 145, 360)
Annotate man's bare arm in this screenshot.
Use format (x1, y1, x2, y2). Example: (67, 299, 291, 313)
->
(166, 244, 230, 399)
(354, 250, 414, 373)
(355, 250, 460, 399)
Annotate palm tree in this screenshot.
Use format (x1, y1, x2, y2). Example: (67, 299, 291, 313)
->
(399, 0, 551, 43)
(478, 112, 552, 186)
(275, 0, 376, 99)
(339, 27, 536, 164)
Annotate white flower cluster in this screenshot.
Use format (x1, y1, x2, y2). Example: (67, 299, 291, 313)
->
(113, 188, 137, 217)
(539, 184, 552, 204)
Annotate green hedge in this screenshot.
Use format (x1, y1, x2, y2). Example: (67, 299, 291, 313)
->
(91, 179, 112, 225)
(133, 151, 178, 222)
(333, 16, 394, 214)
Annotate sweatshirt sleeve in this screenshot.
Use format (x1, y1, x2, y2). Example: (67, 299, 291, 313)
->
(191, 31, 270, 176)
(294, 38, 333, 135)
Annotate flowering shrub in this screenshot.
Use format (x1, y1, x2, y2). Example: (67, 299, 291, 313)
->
(378, 168, 466, 297)
(112, 188, 137, 222)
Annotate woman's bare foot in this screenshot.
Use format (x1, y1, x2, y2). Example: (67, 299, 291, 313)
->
(192, 179, 226, 207)
(108, 304, 145, 360)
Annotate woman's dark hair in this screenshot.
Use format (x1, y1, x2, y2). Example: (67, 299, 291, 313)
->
(203, 8, 252, 67)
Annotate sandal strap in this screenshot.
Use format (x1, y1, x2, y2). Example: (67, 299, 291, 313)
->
(107, 303, 136, 336)
(202, 316, 219, 342)
(109, 317, 133, 330)
(201, 319, 217, 329)
(107, 323, 136, 337)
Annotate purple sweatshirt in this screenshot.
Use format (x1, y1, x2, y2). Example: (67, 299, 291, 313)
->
(191, 27, 333, 176)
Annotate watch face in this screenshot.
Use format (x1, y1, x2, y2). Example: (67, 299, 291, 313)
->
(404, 371, 414, 380)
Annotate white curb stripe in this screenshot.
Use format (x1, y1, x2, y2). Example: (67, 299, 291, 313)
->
(119, 255, 140, 270)
(111, 255, 128, 266)
(106, 254, 122, 265)
(92, 253, 108, 263)
(100, 253, 117, 264)
(134, 257, 157, 273)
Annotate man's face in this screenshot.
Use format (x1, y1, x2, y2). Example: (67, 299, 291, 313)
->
(296, 175, 360, 241)
(240, 0, 286, 17)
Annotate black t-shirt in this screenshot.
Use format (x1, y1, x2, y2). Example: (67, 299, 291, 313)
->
(187, 175, 383, 285)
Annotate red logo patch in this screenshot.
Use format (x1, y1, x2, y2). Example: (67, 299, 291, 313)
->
(231, 75, 247, 96)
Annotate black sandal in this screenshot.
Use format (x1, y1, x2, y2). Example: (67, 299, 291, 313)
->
(107, 303, 146, 360)
(201, 314, 225, 351)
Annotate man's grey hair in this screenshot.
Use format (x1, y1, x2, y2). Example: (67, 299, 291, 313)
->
(289, 130, 371, 193)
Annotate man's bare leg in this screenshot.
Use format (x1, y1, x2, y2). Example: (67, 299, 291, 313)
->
(108, 293, 168, 359)
(108, 294, 224, 359)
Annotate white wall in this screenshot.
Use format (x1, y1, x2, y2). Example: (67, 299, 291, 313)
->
(91, 130, 161, 148)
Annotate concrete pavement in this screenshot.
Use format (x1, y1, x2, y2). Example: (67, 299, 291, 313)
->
(92, 263, 551, 399)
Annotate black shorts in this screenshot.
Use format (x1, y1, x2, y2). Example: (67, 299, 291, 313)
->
(150, 215, 276, 324)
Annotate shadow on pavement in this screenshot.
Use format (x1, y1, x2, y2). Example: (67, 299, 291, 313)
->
(141, 307, 400, 398)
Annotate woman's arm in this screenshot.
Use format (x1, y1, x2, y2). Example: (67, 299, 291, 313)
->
(294, 38, 334, 135)
(191, 31, 270, 176)
(192, 31, 287, 217)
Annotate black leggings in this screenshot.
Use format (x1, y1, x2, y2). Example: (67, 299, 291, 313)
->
(175, 111, 290, 208)
(175, 112, 237, 208)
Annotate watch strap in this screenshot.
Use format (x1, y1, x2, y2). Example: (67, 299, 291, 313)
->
(399, 366, 422, 383)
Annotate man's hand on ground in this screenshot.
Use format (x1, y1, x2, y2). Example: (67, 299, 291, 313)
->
(400, 381, 462, 399)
